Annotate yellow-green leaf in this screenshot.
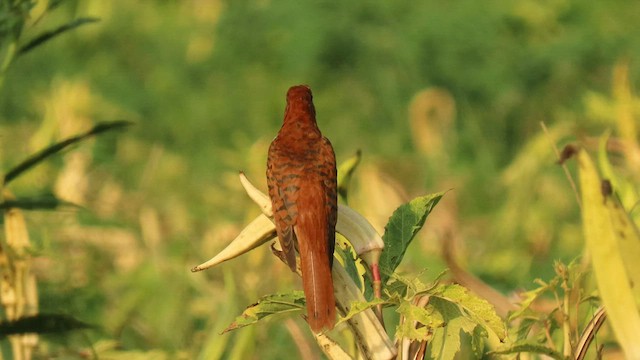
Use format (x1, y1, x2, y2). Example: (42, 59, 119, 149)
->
(489, 341, 564, 360)
(395, 301, 444, 341)
(222, 292, 305, 333)
(435, 284, 506, 341)
(380, 192, 445, 283)
(427, 310, 477, 360)
(339, 298, 387, 324)
(337, 149, 362, 203)
(578, 148, 640, 359)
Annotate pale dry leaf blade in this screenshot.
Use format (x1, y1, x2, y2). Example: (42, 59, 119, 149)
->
(577, 148, 640, 359)
(191, 214, 276, 272)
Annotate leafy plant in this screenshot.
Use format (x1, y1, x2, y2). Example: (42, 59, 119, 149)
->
(0, 0, 97, 85)
(0, 3, 129, 360)
(0, 120, 130, 359)
(198, 120, 640, 359)
(195, 153, 510, 359)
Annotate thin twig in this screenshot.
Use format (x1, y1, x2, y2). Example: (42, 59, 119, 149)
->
(540, 121, 581, 209)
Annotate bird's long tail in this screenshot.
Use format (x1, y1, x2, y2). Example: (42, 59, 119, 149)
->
(295, 185, 336, 332)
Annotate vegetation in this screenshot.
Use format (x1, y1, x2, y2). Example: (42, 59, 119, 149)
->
(1, 0, 640, 358)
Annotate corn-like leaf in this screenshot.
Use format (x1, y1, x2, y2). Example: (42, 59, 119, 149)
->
(577, 148, 640, 358)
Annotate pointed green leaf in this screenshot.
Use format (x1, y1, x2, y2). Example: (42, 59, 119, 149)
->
(4, 120, 132, 185)
(508, 278, 559, 322)
(380, 192, 444, 283)
(222, 292, 305, 333)
(18, 17, 100, 56)
(514, 317, 538, 342)
(577, 148, 640, 358)
(339, 298, 387, 324)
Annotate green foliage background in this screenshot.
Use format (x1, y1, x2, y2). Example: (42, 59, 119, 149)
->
(1, 0, 639, 358)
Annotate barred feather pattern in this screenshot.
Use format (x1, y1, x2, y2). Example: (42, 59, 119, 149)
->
(266, 85, 337, 332)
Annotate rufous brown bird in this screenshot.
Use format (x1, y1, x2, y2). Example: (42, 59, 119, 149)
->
(266, 85, 337, 332)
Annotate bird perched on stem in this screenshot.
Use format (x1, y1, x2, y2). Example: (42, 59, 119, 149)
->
(266, 85, 337, 332)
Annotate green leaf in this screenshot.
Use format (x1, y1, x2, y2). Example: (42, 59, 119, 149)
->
(0, 314, 92, 337)
(4, 120, 132, 185)
(602, 188, 640, 305)
(427, 300, 478, 360)
(395, 301, 445, 341)
(488, 341, 564, 360)
(18, 17, 100, 56)
(380, 192, 444, 283)
(337, 149, 361, 203)
(384, 270, 445, 301)
(508, 277, 559, 322)
(596, 130, 637, 211)
(222, 292, 305, 333)
(335, 240, 363, 292)
(577, 148, 640, 358)
(434, 284, 506, 341)
(339, 298, 387, 323)
(514, 317, 538, 342)
(470, 325, 487, 358)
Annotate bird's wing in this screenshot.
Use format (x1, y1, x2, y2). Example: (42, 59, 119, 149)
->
(320, 136, 338, 267)
(267, 141, 299, 271)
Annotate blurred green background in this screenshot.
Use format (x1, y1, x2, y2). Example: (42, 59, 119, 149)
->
(1, 0, 639, 358)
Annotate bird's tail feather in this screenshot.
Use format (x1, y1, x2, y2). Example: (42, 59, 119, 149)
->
(295, 185, 336, 332)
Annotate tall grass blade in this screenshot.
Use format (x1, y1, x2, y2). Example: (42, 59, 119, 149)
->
(4, 120, 132, 185)
(17, 17, 100, 56)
